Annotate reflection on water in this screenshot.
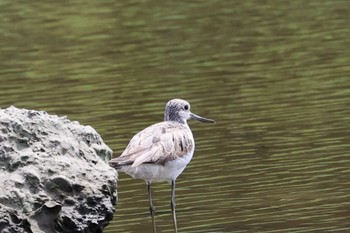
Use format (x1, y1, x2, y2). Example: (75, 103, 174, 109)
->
(1, 0, 350, 232)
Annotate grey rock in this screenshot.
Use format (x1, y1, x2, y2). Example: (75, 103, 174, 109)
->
(0, 106, 117, 233)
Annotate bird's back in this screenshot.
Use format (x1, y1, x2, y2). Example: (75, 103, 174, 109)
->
(110, 121, 195, 170)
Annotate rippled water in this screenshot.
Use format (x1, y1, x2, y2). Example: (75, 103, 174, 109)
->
(1, 0, 350, 232)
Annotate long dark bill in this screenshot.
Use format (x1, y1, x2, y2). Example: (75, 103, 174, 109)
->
(190, 113, 215, 123)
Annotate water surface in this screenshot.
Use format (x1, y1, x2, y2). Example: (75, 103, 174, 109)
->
(0, 0, 350, 232)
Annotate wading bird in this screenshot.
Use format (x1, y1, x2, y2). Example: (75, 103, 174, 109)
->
(109, 99, 214, 232)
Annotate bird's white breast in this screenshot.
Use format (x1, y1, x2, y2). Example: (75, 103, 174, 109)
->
(121, 145, 195, 183)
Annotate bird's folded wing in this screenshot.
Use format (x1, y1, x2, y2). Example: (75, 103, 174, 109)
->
(117, 122, 193, 167)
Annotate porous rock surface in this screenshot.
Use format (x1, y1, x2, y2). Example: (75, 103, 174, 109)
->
(0, 106, 117, 233)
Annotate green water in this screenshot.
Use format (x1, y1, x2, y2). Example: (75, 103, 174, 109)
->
(1, 0, 350, 232)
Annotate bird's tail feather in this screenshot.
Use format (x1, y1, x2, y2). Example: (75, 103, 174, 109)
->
(109, 158, 131, 170)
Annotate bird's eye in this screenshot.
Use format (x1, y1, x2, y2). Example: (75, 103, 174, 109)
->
(184, 105, 189, 110)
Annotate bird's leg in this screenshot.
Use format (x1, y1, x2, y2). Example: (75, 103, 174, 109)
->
(147, 181, 157, 233)
(171, 180, 178, 233)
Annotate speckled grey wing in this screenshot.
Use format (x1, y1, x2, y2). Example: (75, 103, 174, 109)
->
(111, 121, 193, 168)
